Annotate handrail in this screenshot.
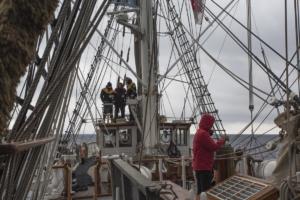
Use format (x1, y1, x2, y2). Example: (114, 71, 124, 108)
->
(110, 158, 161, 200)
(0, 136, 55, 154)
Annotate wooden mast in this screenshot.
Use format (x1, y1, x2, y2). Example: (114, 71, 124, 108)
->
(139, 0, 159, 155)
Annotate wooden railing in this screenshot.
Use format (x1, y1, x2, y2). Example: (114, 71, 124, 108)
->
(0, 136, 55, 154)
(52, 163, 72, 200)
(52, 157, 112, 200)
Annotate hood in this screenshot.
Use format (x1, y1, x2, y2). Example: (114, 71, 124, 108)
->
(199, 114, 215, 131)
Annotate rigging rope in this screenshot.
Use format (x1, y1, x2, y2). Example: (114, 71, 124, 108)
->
(1, 1, 112, 199)
(205, 6, 289, 95)
(210, 0, 299, 73)
(207, 1, 240, 85)
(159, 0, 205, 121)
(67, 21, 120, 144)
(1, 0, 59, 139)
(62, 5, 118, 143)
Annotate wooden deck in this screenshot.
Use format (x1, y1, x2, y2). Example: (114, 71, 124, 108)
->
(72, 186, 112, 200)
(159, 181, 191, 200)
(48, 186, 112, 200)
(49, 181, 191, 200)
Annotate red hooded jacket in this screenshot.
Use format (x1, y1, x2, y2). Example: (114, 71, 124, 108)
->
(192, 114, 225, 171)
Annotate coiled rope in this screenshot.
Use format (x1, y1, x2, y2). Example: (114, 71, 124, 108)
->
(0, 0, 58, 137)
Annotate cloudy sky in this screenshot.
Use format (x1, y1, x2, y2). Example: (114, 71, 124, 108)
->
(198, 0, 296, 134)
(75, 0, 298, 136)
(13, 0, 298, 138)
(169, 0, 296, 134)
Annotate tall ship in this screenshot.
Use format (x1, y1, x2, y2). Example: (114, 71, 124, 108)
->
(0, 0, 299, 199)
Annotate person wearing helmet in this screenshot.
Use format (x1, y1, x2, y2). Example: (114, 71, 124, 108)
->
(125, 78, 137, 99)
(100, 82, 114, 121)
(125, 78, 137, 121)
(192, 114, 225, 200)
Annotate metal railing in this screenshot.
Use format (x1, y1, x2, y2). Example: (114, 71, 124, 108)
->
(110, 159, 161, 200)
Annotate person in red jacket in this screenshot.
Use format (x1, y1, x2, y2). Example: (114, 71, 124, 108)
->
(192, 114, 225, 200)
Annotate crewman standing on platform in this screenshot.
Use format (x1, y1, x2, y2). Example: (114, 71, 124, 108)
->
(100, 82, 114, 121)
(125, 77, 137, 121)
(114, 82, 126, 119)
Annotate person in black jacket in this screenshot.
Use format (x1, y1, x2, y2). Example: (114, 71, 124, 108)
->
(100, 82, 114, 121)
(167, 140, 181, 158)
(125, 78, 137, 121)
(114, 82, 126, 119)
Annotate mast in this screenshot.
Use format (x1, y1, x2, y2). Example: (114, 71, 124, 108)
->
(295, 0, 300, 95)
(285, 0, 292, 177)
(247, 0, 254, 135)
(139, 0, 158, 154)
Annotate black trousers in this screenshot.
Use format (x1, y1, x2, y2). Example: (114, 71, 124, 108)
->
(194, 170, 213, 194)
(115, 104, 125, 118)
(103, 105, 113, 120)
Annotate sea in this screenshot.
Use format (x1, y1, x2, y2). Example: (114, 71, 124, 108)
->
(76, 134, 279, 160)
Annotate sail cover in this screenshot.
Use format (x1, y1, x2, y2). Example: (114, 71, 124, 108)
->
(190, 0, 206, 25)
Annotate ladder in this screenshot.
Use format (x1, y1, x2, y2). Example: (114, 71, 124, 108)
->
(61, 6, 118, 144)
(165, 0, 226, 135)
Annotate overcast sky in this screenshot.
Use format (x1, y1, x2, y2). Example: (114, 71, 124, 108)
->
(77, 0, 298, 136)
(13, 0, 298, 137)
(199, 0, 296, 134)
(182, 0, 296, 134)
(153, 0, 297, 135)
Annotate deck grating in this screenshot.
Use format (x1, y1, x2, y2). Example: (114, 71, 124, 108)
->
(208, 176, 267, 200)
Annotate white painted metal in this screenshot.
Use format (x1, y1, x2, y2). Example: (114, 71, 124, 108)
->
(140, 166, 152, 180)
(182, 156, 187, 189)
(255, 160, 277, 179)
(116, 187, 120, 200)
(243, 157, 249, 175)
(139, 0, 158, 155)
(159, 159, 163, 181)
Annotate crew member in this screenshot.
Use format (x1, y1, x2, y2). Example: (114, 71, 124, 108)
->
(167, 140, 181, 158)
(192, 114, 225, 200)
(114, 82, 126, 119)
(125, 78, 137, 121)
(100, 82, 114, 121)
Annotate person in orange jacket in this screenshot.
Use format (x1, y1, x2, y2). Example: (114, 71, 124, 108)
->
(100, 82, 114, 121)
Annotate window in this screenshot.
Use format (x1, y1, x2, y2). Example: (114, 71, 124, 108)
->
(174, 128, 187, 146)
(103, 129, 116, 148)
(119, 129, 132, 147)
(160, 128, 172, 144)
